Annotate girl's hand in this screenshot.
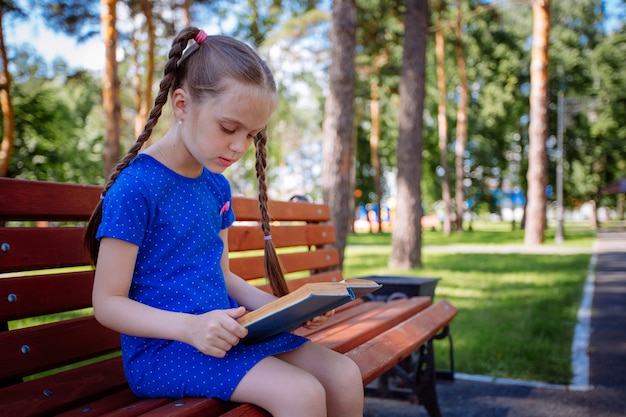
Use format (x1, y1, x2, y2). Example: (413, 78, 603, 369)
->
(302, 309, 335, 330)
(186, 306, 248, 358)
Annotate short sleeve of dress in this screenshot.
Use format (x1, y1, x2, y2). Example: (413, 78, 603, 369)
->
(96, 174, 151, 247)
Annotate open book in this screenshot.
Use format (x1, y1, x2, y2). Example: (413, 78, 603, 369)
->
(238, 279, 382, 343)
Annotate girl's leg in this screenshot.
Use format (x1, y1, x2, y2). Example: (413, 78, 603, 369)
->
(229, 355, 327, 417)
(276, 342, 364, 417)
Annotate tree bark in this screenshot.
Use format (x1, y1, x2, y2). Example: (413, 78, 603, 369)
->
(134, 0, 155, 142)
(0, 6, 15, 177)
(435, 3, 452, 236)
(390, 0, 428, 269)
(101, 0, 121, 178)
(182, 0, 192, 28)
(454, 0, 468, 232)
(525, 0, 551, 245)
(321, 0, 357, 265)
(370, 81, 382, 233)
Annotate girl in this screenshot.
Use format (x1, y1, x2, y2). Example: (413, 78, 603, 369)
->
(85, 27, 363, 417)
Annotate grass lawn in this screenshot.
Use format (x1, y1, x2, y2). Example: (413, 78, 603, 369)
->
(344, 222, 596, 385)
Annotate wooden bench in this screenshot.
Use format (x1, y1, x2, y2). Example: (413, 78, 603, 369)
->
(0, 177, 457, 417)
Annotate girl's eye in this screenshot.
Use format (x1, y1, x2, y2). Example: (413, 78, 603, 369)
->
(221, 126, 235, 134)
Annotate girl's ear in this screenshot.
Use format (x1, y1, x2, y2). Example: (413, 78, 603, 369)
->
(172, 88, 189, 121)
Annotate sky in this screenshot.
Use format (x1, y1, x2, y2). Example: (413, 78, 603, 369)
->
(9, 18, 105, 71)
(5, 0, 625, 73)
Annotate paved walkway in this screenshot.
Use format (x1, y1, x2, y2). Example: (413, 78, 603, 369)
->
(364, 230, 626, 417)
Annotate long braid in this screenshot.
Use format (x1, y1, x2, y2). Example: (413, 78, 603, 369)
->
(84, 28, 200, 264)
(255, 129, 289, 297)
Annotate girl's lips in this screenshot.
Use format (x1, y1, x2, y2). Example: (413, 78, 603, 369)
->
(219, 157, 234, 167)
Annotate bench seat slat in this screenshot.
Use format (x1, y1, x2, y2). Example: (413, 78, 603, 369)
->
(0, 357, 127, 417)
(1, 316, 120, 381)
(0, 271, 94, 322)
(306, 297, 433, 353)
(346, 300, 458, 385)
(296, 296, 430, 339)
(54, 389, 167, 417)
(138, 398, 235, 417)
(294, 298, 393, 338)
(218, 404, 271, 417)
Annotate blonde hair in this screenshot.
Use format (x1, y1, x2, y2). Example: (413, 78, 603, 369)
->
(85, 27, 289, 296)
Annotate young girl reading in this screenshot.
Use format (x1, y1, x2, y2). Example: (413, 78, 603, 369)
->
(84, 27, 363, 417)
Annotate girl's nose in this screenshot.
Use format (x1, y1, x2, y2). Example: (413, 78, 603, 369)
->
(230, 134, 251, 154)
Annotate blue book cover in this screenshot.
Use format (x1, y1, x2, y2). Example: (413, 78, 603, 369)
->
(239, 279, 381, 343)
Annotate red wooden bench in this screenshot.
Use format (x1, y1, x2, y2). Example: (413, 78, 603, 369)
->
(0, 177, 457, 417)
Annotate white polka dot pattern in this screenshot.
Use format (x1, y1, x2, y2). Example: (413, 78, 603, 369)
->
(97, 155, 307, 400)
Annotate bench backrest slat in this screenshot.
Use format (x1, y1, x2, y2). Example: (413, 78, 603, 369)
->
(0, 271, 94, 322)
(1, 316, 120, 382)
(0, 228, 89, 273)
(231, 198, 330, 222)
(0, 178, 101, 221)
(230, 248, 340, 280)
(228, 224, 335, 252)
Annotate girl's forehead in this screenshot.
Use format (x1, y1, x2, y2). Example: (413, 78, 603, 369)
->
(210, 82, 276, 128)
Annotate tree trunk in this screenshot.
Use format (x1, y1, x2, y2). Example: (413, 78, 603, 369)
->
(101, 0, 121, 178)
(525, 0, 550, 245)
(454, 0, 468, 232)
(435, 3, 452, 236)
(321, 0, 357, 265)
(390, 0, 427, 269)
(182, 0, 192, 27)
(0, 6, 15, 177)
(134, 0, 155, 142)
(370, 81, 382, 233)
(132, 31, 141, 138)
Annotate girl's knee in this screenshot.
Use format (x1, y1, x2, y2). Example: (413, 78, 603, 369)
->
(332, 357, 364, 415)
(281, 373, 326, 415)
(337, 355, 363, 386)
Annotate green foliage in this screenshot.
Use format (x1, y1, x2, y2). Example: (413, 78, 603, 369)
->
(37, 0, 100, 42)
(7, 46, 104, 184)
(590, 30, 626, 189)
(4, 0, 624, 211)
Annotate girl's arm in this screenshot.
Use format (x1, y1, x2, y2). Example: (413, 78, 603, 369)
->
(92, 237, 247, 357)
(219, 229, 277, 310)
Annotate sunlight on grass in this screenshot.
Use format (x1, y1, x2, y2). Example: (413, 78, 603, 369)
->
(344, 222, 595, 384)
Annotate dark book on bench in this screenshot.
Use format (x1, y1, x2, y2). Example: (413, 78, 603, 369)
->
(238, 279, 382, 343)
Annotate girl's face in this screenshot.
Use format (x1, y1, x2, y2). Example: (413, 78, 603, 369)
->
(175, 80, 276, 175)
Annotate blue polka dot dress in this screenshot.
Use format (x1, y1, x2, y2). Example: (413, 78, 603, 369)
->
(97, 154, 307, 400)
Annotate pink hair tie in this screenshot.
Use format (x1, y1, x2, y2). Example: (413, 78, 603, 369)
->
(195, 29, 208, 44)
(264, 235, 272, 241)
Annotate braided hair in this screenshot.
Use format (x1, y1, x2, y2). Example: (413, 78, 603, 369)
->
(85, 27, 290, 296)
